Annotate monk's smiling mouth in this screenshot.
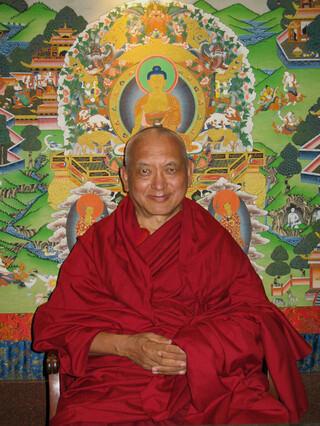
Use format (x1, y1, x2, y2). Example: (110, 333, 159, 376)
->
(149, 195, 170, 201)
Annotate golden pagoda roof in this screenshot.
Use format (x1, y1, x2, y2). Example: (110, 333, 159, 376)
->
(287, 7, 320, 19)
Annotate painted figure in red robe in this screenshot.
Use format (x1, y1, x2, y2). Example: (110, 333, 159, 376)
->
(33, 126, 310, 426)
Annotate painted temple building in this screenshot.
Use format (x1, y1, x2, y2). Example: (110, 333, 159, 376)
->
(276, 0, 320, 66)
(287, 0, 320, 42)
(21, 26, 77, 128)
(299, 134, 320, 185)
(0, 26, 77, 129)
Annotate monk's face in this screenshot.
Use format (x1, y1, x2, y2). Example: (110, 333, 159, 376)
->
(121, 132, 192, 224)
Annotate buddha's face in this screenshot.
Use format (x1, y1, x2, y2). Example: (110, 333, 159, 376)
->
(148, 74, 166, 92)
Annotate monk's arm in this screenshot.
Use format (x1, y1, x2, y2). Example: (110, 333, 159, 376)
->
(90, 331, 187, 375)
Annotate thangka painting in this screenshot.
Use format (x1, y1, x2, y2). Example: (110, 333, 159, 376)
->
(0, 0, 320, 360)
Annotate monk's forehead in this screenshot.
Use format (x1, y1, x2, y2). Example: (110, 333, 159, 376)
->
(128, 130, 185, 158)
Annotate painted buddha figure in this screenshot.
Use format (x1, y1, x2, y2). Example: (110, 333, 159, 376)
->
(75, 194, 105, 237)
(132, 65, 181, 135)
(212, 190, 244, 249)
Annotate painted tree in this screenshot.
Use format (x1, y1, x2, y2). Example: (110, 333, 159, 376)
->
(291, 222, 320, 276)
(266, 245, 291, 285)
(267, 0, 297, 29)
(20, 126, 42, 169)
(306, 15, 320, 55)
(0, 54, 10, 76)
(292, 97, 320, 146)
(1, 0, 28, 12)
(0, 115, 12, 165)
(290, 255, 308, 276)
(294, 227, 320, 256)
(276, 143, 302, 192)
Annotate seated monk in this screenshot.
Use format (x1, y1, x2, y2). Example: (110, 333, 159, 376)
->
(33, 127, 310, 425)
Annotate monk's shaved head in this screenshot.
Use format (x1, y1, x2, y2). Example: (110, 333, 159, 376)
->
(124, 126, 188, 168)
(120, 125, 193, 231)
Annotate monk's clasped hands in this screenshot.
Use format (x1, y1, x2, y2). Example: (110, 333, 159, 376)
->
(124, 332, 187, 375)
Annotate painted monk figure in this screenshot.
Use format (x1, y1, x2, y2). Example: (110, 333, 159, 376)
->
(132, 66, 181, 135)
(33, 127, 310, 425)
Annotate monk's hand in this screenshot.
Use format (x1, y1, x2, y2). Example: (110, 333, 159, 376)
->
(123, 332, 187, 375)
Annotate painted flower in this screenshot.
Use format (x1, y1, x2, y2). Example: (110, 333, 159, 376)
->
(63, 88, 70, 97)
(185, 59, 193, 67)
(65, 74, 74, 81)
(108, 68, 119, 77)
(82, 32, 89, 41)
(202, 17, 208, 26)
(104, 17, 111, 27)
(45, 276, 57, 292)
(103, 78, 113, 88)
(161, 35, 170, 44)
(99, 30, 105, 38)
(73, 48, 79, 56)
(211, 31, 217, 40)
(195, 64, 204, 73)
(200, 76, 210, 86)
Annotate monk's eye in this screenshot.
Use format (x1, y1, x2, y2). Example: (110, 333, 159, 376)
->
(166, 166, 177, 174)
(139, 168, 150, 176)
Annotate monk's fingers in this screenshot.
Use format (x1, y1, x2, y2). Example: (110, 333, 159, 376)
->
(142, 345, 184, 367)
(152, 365, 187, 375)
(165, 344, 185, 354)
(160, 344, 187, 358)
(156, 353, 187, 369)
(145, 333, 172, 344)
(157, 349, 186, 362)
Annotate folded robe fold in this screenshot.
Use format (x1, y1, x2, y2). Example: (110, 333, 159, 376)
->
(33, 196, 310, 425)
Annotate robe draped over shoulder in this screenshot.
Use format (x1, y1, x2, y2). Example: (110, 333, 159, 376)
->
(33, 196, 310, 425)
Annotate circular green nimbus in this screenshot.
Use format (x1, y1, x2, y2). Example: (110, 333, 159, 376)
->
(136, 56, 178, 93)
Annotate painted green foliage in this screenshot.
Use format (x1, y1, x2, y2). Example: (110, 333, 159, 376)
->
(276, 143, 302, 191)
(266, 245, 291, 284)
(20, 126, 42, 169)
(0, 115, 12, 165)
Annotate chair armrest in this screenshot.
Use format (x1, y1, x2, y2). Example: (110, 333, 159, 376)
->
(45, 351, 60, 420)
(46, 351, 60, 374)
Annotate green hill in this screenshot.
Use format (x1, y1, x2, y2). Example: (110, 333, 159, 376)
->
(253, 7, 284, 34)
(251, 66, 269, 87)
(194, 0, 217, 14)
(10, 2, 56, 42)
(247, 36, 283, 70)
(0, 22, 8, 31)
(214, 4, 258, 36)
(0, 4, 18, 23)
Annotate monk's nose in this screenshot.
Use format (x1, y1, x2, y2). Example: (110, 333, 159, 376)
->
(151, 171, 166, 190)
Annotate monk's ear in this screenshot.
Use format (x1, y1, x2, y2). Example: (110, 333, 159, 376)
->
(120, 166, 129, 192)
(187, 159, 193, 187)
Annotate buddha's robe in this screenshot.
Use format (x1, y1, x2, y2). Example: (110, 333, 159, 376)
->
(33, 196, 310, 425)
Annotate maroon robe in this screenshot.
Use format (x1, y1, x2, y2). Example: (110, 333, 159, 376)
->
(33, 196, 310, 425)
